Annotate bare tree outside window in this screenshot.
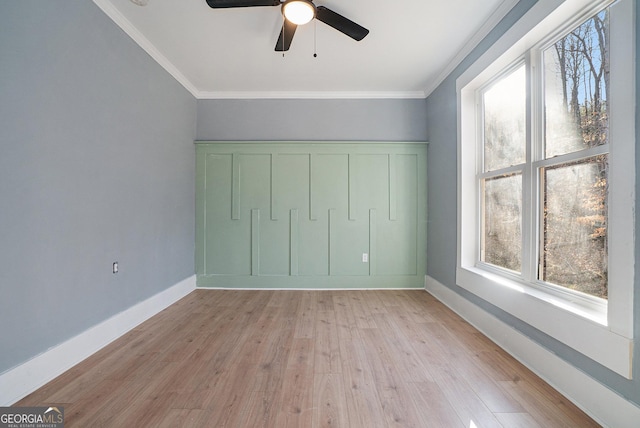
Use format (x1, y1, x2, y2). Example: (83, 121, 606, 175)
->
(542, 10, 609, 299)
(479, 9, 609, 299)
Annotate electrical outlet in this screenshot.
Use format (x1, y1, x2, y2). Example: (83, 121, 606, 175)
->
(113, 262, 118, 274)
(362, 253, 368, 263)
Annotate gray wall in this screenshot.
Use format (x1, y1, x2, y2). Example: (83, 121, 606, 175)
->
(197, 98, 428, 142)
(426, 0, 640, 407)
(0, 1, 197, 374)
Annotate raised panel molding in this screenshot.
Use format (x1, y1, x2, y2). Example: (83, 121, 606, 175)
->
(231, 153, 240, 220)
(251, 208, 260, 276)
(389, 154, 398, 221)
(195, 141, 427, 289)
(290, 209, 299, 276)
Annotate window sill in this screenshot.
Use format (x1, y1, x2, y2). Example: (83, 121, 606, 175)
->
(472, 263, 607, 326)
(456, 265, 633, 379)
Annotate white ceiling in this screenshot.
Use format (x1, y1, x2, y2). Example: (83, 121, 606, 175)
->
(93, 0, 516, 99)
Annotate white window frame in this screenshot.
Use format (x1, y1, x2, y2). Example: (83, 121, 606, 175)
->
(456, 0, 635, 378)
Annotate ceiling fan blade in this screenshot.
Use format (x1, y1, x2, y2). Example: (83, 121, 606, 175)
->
(316, 6, 369, 41)
(275, 19, 297, 51)
(205, 0, 279, 8)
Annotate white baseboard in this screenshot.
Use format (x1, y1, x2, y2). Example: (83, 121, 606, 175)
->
(0, 275, 196, 406)
(425, 275, 640, 428)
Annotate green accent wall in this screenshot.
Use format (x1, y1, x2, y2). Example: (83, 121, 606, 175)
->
(196, 142, 427, 288)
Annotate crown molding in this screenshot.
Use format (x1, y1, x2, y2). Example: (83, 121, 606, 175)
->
(197, 90, 427, 100)
(92, 0, 200, 98)
(423, 0, 519, 97)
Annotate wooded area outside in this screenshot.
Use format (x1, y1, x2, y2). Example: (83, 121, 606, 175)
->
(541, 9, 609, 299)
(481, 8, 609, 299)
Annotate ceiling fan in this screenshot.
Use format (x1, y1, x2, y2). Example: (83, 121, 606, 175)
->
(205, 0, 369, 52)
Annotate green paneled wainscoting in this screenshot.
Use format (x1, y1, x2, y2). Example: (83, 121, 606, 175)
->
(195, 142, 427, 289)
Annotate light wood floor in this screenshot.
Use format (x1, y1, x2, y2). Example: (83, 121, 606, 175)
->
(16, 289, 600, 427)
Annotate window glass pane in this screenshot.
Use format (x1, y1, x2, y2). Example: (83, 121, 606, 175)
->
(483, 66, 526, 171)
(482, 174, 522, 272)
(544, 10, 609, 158)
(541, 156, 608, 299)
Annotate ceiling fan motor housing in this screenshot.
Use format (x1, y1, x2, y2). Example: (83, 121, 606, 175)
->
(281, 0, 317, 26)
(204, 0, 369, 52)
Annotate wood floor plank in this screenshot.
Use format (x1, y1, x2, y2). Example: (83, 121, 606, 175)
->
(427, 362, 504, 428)
(314, 309, 342, 374)
(274, 338, 314, 427)
(388, 290, 439, 324)
(407, 381, 466, 428)
(332, 292, 358, 343)
(371, 312, 435, 383)
(359, 290, 389, 314)
(378, 383, 431, 428)
(405, 316, 527, 416)
(339, 332, 387, 428)
(154, 408, 192, 428)
(495, 412, 543, 428)
(348, 292, 379, 329)
(342, 380, 387, 428)
(58, 379, 140, 427)
(236, 389, 282, 428)
(108, 391, 177, 428)
(312, 373, 349, 428)
(499, 379, 601, 428)
(294, 291, 317, 339)
(404, 290, 450, 322)
(274, 375, 314, 428)
(251, 324, 293, 392)
(358, 328, 405, 390)
(14, 289, 600, 427)
(316, 291, 335, 312)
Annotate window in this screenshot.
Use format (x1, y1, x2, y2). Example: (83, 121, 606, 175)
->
(540, 11, 609, 299)
(477, 11, 611, 301)
(480, 65, 526, 274)
(457, 0, 634, 378)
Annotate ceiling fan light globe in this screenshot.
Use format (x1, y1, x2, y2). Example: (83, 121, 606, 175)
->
(282, 0, 316, 25)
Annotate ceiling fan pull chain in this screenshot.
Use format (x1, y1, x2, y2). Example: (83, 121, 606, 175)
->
(313, 18, 317, 57)
(282, 14, 285, 57)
